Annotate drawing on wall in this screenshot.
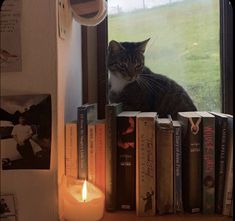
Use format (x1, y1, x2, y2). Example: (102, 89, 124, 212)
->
(0, 94, 52, 170)
(0, 0, 22, 72)
(0, 194, 17, 221)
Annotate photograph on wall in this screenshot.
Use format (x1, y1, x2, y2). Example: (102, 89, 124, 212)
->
(0, 194, 17, 221)
(0, 94, 52, 170)
(0, 0, 22, 72)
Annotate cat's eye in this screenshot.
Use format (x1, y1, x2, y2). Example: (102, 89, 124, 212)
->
(118, 63, 127, 69)
(135, 64, 142, 70)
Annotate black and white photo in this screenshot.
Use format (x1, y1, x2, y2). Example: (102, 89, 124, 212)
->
(0, 194, 16, 219)
(0, 94, 52, 169)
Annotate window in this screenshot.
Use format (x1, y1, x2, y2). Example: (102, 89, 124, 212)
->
(108, 0, 221, 112)
(83, 0, 233, 118)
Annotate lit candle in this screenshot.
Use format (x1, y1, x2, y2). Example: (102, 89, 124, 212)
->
(61, 176, 105, 221)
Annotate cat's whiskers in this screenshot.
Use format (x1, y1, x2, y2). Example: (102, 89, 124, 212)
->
(136, 79, 146, 92)
(135, 80, 142, 91)
(139, 75, 165, 92)
(142, 74, 168, 89)
(137, 78, 157, 96)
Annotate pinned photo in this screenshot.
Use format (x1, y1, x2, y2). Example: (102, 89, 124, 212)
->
(0, 194, 16, 219)
(0, 94, 52, 170)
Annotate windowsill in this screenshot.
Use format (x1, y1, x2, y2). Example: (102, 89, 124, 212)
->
(101, 211, 232, 221)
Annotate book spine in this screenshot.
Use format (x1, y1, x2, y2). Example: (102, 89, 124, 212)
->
(117, 116, 136, 210)
(173, 125, 183, 212)
(202, 117, 215, 213)
(222, 117, 233, 216)
(215, 119, 227, 213)
(65, 123, 78, 178)
(181, 117, 202, 213)
(105, 105, 122, 211)
(157, 123, 174, 214)
(77, 108, 88, 179)
(136, 117, 156, 216)
(88, 124, 96, 183)
(230, 199, 233, 217)
(95, 122, 106, 193)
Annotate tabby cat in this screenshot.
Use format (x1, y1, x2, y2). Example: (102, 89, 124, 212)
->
(107, 39, 197, 120)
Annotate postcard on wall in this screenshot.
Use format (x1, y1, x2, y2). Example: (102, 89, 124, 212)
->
(0, 94, 52, 170)
(0, 0, 22, 72)
(0, 194, 17, 221)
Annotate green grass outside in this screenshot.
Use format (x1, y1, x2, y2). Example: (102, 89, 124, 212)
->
(108, 0, 221, 111)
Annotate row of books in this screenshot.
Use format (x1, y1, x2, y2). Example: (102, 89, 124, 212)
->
(65, 103, 106, 193)
(65, 102, 233, 217)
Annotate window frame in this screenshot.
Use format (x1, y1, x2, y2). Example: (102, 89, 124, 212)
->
(220, 0, 233, 114)
(82, 0, 233, 117)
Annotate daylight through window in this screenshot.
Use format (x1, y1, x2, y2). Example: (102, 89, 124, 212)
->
(108, 0, 221, 111)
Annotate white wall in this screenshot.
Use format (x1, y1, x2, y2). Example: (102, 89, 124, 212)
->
(0, 0, 82, 220)
(57, 0, 82, 219)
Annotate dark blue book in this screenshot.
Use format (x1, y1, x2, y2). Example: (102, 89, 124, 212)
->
(210, 112, 228, 214)
(173, 120, 183, 213)
(77, 103, 97, 179)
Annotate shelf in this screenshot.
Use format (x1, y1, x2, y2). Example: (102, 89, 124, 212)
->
(101, 211, 233, 221)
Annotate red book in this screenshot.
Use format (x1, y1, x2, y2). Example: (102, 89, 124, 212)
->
(95, 120, 106, 193)
(88, 123, 96, 183)
(197, 111, 215, 214)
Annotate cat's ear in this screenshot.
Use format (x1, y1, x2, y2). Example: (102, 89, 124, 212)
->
(108, 40, 125, 53)
(137, 38, 150, 53)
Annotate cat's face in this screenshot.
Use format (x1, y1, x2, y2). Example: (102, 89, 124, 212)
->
(107, 39, 150, 81)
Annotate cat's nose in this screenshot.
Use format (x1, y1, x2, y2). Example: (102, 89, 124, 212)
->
(128, 69, 136, 77)
(127, 73, 135, 81)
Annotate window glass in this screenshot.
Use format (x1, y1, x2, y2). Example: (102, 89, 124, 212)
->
(108, 0, 220, 111)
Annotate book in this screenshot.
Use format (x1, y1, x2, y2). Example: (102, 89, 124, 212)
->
(105, 103, 122, 211)
(117, 111, 140, 210)
(222, 114, 233, 216)
(210, 112, 228, 214)
(156, 117, 174, 215)
(95, 119, 106, 193)
(197, 111, 215, 214)
(177, 112, 202, 213)
(65, 121, 78, 178)
(173, 120, 183, 213)
(88, 122, 96, 183)
(136, 112, 157, 216)
(230, 198, 233, 217)
(77, 103, 97, 179)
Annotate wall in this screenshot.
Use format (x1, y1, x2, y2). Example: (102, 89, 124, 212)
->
(0, 0, 82, 220)
(57, 0, 82, 219)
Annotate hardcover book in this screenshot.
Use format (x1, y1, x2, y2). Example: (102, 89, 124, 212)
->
(88, 122, 96, 183)
(222, 114, 233, 216)
(65, 121, 78, 178)
(210, 112, 228, 214)
(197, 111, 215, 214)
(77, 103, 97, 179)
(177, 112, 202, 213)
(173, 120, 183, 213)
(136, 112, 157, 216)
(105, 103, 122, 211)
(117, 111, 140, 210)
(156, 117, 174, 215)
(95, 119, 106, 193)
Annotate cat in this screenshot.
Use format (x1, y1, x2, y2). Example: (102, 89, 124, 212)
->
(107, 38, 197, 120)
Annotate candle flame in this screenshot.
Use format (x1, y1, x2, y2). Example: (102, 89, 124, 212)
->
(82, 180, 87, 202)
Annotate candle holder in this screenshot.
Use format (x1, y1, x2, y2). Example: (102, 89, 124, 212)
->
(61, 175, 105, 221)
